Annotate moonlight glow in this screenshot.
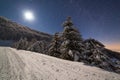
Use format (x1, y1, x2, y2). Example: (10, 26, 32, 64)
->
(23, 11, 35, 21)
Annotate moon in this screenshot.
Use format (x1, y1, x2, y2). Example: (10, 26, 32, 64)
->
(23, 10, 35, 21)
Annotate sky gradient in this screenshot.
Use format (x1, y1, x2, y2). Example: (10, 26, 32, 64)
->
(0, 0, 120, 52)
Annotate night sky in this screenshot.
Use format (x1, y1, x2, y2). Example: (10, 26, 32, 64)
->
(0, 0, 120, 51)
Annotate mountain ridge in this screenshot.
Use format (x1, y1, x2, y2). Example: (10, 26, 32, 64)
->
(0, 16, 52, 41)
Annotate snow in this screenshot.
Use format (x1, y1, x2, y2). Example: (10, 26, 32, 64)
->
(0, 47, 120, 80)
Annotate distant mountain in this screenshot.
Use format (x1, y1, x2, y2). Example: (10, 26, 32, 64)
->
(0, 16, 52, 42)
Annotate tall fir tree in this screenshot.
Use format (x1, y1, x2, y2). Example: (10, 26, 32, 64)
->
(60, 17, 85, 61)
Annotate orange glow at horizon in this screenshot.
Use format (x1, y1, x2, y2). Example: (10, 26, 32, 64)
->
(105, 43, 120, 52)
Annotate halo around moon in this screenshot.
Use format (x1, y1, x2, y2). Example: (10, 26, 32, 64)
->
(23, 10, 35, 21)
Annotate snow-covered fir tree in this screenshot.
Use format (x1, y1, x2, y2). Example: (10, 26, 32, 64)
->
(48, 32, 61, 57)
(60, 17, 85, 61)
(12, 37, 29, 50)
(83, 38, 120, 72)
(27, 40, 47, 53)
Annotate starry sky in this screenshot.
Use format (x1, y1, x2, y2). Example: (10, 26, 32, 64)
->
(0, 0, 120, 51)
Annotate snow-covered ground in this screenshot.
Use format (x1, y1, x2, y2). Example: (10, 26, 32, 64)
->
(0, 47, 120, 80)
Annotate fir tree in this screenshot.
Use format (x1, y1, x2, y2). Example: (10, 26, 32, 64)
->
(60, 17, 84, 61)
(48, 32, 61, 57)
(27, 40, 47, 53)
(12, 37, 29, 50)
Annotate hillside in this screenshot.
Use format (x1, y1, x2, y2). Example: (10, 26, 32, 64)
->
(0, 16, 52, 41)
(0, 47, 120, 80)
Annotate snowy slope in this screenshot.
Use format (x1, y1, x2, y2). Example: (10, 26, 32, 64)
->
(0, 47, 120, 80)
